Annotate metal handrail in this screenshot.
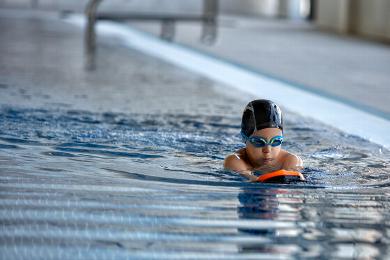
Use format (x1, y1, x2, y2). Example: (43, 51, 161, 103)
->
(84, 0, 218, 70)
(85, 0, 102, 70)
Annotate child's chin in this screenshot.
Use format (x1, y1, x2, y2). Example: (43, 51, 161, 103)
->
(262, 158, 273, 164)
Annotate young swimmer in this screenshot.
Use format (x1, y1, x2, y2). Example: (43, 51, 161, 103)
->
(224, 99, 305, 182)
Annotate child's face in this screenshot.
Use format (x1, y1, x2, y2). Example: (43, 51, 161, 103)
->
(245, 128, 283, 166)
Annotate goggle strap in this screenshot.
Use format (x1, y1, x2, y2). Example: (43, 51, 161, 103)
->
(240, 131, 249, 143)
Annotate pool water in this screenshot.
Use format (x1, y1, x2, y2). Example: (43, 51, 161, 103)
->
(1, 105, 389, 259)
(0, 14, 389, 258)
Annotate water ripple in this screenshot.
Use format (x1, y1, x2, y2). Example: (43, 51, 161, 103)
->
(1, 106, 389, 259)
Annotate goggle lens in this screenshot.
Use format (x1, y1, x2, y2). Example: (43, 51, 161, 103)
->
(248, 136, 283, 147)
(270, 138, 283, 147)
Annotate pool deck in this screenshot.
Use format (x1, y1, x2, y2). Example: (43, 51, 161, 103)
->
(127, 15, 390, 119)
(0, 8, 249, 116)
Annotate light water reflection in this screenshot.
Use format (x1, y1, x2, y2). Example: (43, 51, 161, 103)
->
(0, 107, 389, 259)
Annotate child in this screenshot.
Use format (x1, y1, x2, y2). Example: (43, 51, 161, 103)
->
(224, 99, 304, 182)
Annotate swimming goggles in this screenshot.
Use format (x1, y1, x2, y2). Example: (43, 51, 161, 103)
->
(247, 135, 283, 147)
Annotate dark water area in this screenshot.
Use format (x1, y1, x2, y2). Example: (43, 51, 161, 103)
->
(1, 106, 389, 259)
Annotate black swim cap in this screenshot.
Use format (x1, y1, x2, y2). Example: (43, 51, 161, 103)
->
(241, 99, 283, 140)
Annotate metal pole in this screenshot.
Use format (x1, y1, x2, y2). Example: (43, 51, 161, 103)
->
(201, 0, 218, 44)
(308, 0, 316, 20)
(161, 19, 175, 41)
(85, 0, 102, 70)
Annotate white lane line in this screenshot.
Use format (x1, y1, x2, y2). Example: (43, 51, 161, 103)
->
(66, 16, 390, 149)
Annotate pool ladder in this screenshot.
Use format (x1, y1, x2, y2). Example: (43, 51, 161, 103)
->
(84, 0, 219, 70)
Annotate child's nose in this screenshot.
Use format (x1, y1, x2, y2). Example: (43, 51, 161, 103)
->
(262, 145, 271, 153)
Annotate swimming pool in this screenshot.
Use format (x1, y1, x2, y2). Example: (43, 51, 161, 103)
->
(1, 104, 389, 259)
(1, 13, 390, 259)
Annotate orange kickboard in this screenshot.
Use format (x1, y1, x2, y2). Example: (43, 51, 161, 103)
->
(256, 169, 305, 182)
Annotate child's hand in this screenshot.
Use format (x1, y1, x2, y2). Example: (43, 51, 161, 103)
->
(237, 170, 259, 182)
(253, 165, 279, 174)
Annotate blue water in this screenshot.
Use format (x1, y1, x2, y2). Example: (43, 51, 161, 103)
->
(1, 106, 389, 259)
(1, 7, 389, 259)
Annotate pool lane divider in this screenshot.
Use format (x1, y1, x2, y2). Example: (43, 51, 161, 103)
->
(66, 15, 390, 150)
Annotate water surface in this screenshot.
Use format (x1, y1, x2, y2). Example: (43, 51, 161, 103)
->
(1, 106, 389, 259)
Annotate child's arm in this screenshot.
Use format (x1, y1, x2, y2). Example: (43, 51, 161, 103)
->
(224, 153, 258, 182)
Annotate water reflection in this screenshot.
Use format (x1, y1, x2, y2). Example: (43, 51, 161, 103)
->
(1, 107, 390, 258)
(237, 187, 303, 256)
(236, 186, 389, 258)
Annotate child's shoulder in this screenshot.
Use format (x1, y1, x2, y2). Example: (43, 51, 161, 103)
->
(224, 148, 250, 169)
(224, 148, 244, 162)
(280, 150, 303, 170)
